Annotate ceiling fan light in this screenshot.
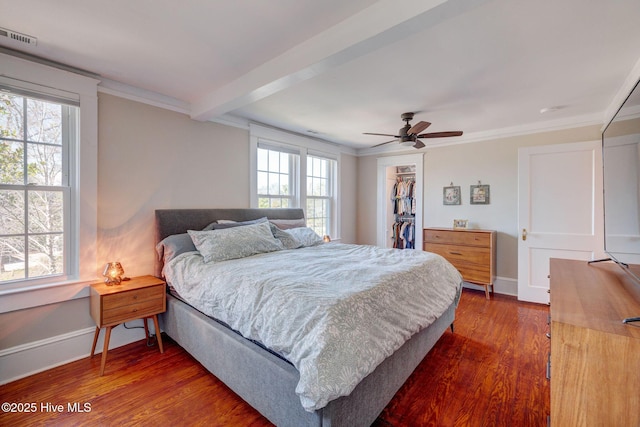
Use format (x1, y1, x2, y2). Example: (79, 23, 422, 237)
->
(400, 139, 414, 146)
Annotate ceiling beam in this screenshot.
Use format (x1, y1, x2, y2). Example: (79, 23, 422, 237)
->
(190, 0, 487, 122)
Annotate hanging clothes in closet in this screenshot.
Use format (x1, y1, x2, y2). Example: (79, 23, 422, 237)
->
(391, 220, 415, 249)
(390, 174, 416, 249)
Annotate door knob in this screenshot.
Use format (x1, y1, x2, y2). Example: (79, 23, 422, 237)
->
(522, 228, 527, 241)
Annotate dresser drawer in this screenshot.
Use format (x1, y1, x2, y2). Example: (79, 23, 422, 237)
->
(425, 243, 492, 284)
(424, 243, 491, 266)
(455, 262, 492, 284)
(102, 297, 165, 325)
(423, 229, 491, 247)
(102, 285, 164, 311)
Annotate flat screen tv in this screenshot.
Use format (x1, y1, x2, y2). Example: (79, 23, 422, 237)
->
(601, 77, 640, 323)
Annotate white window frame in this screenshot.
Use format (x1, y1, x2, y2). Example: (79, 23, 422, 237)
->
(306, 154, 336, 237)
(0, 53, 98, 312)
(256, 142, 299, 209)
(0, 89, 77, 286)
(249, 124, 340, 239)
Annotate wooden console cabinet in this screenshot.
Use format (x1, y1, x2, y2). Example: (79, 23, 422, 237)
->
(423, 228, 496, 298)
(549, 258, 640, 426)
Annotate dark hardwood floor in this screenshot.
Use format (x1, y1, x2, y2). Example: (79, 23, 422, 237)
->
(0, 289, 550, 426)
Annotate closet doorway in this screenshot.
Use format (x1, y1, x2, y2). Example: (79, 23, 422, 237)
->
(376, 154, 424, 249)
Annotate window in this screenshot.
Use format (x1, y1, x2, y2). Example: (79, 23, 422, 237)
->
(250, 124, 340, 239)
(257, 145, 298, 208)
(306, 155, 335, 237)
(0, 90, 77, 285)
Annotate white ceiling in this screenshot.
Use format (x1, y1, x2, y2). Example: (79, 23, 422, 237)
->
(2, 0, 640, 153)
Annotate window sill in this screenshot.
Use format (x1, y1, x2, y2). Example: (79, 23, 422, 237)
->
(0, 278, 95, 314)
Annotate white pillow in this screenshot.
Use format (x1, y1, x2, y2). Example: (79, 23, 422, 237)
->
(188, 221, 283, 263)
(284, 227, 323, 247)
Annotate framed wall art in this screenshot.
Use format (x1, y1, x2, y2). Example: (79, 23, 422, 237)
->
(470, 184, 490, 205)
(443, 185, 461, 205)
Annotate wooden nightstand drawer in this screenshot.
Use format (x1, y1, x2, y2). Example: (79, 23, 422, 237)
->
(103, 286, 164, 311)
(90, 276, 166, 327)
(103, 296, 165, 325)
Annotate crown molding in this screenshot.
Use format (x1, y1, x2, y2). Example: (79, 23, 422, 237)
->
(97, 78, 190, 115)
(602, 56, 640, 130)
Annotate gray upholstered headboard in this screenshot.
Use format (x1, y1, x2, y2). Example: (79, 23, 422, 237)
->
(154, 208, 305, 277)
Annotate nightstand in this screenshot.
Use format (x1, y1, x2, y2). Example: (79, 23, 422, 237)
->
(89, 275, 166, 375)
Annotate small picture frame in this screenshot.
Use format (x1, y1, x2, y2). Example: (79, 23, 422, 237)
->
(443, 186, 461, 205)
(470, 184, 490, 205)
(453, 219, 468, 229)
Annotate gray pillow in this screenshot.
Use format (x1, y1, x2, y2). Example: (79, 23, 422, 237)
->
(156, 233, 197, 264)
(285, 227, 324, 247)
(269, 223, 302, 249)
(269, 218, 306, 230)
(188, 221, 283, 263)
(202, 217, 268, 231)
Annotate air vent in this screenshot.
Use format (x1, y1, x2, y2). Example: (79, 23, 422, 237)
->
(0, 27, 37, 46)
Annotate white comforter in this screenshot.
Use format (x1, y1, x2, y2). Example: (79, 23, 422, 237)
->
(164, 243, 462, 411)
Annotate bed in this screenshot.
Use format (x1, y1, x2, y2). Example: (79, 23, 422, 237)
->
(155, 208, 462, 427)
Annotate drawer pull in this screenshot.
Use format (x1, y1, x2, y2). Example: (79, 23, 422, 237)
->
(449, 251, 463, 256)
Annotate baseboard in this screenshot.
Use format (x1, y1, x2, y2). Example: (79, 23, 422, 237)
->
(0, 319, 153, 385)
(462, 276, 517, 297)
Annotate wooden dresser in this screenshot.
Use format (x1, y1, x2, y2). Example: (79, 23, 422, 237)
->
(423, 228, 496, 299)
(549, 258, 640, 426)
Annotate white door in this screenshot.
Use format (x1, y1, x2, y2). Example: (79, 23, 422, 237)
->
(517, 141, 603, 303)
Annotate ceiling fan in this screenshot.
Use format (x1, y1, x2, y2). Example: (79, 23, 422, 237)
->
(364, 112, 463, 149)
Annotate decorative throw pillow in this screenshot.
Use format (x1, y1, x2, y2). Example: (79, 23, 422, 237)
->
(269, 223, 302, 249)
(285, 227, 323, 247)
(188, 221, 283, 263)
(202, 217, 268, 231)
(269, 218, 307, 230)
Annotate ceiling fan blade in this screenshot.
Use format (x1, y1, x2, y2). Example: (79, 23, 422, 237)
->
(371, 139, 397, 148)
(417, 131, 463, 138)
(413, 140, 425, 149)
(408, 121, 431, 135)
(363, 132, 399, 137)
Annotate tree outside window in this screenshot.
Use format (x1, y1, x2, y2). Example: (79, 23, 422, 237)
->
(0, 92, 73, 284)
